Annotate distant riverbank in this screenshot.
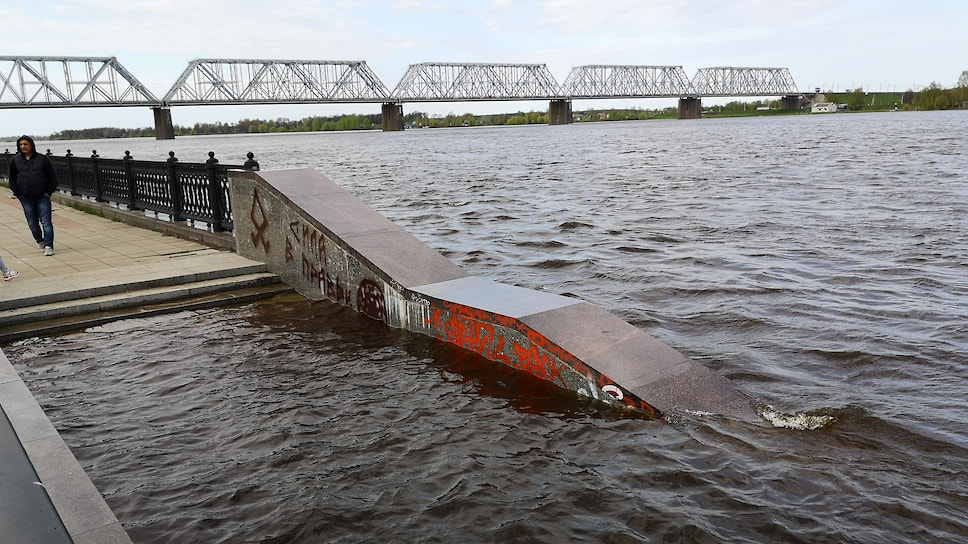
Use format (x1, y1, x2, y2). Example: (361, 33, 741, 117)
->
(3, 87, 964, 142)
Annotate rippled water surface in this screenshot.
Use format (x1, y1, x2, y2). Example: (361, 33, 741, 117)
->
(7, 111, 968, 543)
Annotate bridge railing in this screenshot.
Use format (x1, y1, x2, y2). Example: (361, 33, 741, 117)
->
(1, 149, 259, 232)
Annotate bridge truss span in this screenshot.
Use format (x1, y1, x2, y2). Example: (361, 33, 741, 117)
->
(390, 62, 561, 102)
(561, 65, 695, 98)
(0, 56, 159, 108)
(162, 59, 391, 105)
(691, 67, 799, 97)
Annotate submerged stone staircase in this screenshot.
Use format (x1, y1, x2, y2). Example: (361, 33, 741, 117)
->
(0, 250, 291, 343)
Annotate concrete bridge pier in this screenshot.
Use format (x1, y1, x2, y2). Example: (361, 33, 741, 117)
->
(548, 99, 573, 125)
(677, 97, 701, 119)
(382, 102, 405, 131)
(153, 107, 175, 140)
(780, 95, 802, 111)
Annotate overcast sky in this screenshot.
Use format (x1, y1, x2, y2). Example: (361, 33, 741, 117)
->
(2, 0, 964, 136)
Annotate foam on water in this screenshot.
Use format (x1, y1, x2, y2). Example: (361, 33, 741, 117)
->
(759, 405, 837, 430)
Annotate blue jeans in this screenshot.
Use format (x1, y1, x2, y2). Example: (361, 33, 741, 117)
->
(19, 196, 54, 249)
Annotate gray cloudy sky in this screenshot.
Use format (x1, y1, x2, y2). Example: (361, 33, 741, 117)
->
(2, 0, 964, 135)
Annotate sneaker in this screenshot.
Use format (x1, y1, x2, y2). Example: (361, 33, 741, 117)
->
(44, 246, 54, 256)
(3, 270, 18, 281)
(37, 241, 45, 249)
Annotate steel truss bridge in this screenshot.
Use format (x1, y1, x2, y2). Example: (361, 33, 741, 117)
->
(162, 59, 391, 105)
(0, 56, 158, 107)
(390, 62, 562, 101)
(1, 56, 803, 137)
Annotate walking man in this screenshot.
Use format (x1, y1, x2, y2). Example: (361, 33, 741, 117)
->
(9, 135, 58, 256)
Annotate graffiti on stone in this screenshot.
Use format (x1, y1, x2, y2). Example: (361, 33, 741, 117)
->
(325, 272, 353, 307)
(249, 188, 271, 253)
(512, 339, 565, 386)
(301, 253, 324, 287)
(425, 303, 511, 366)
(288, 220, 324, 262)
(357, 278, 387, 321)
(423, 300, 660, 416)
(285, 236, 295, 264)
(282, 217, 330, 294)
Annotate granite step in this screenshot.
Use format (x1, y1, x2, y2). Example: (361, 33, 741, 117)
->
(0, 252, 293, 343)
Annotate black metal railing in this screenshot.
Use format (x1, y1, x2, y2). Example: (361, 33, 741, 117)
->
(1, 148, 259, 232)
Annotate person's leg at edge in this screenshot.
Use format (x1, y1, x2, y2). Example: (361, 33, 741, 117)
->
(0, 253, 16, 280)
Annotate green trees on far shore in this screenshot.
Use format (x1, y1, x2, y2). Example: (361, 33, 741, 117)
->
(236, 114, 375, 134)
(826, 80, 967, 112)
(807, 71, 968, 111)
(909, 82, 964, 111)
(31, 114, 382, 141)
(29, 107, 679, 141)
(403, 107, 678, 128)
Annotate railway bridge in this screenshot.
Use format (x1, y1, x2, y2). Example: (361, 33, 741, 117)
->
(0, 56, 802, 138)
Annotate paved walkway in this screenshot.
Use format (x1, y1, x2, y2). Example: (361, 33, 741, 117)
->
(0, 185, 215, 282)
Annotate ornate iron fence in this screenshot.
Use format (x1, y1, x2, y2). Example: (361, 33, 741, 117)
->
(1, 148, 258, 232)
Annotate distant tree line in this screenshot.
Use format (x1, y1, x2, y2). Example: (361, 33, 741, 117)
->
(899, 78, 968, 110)
(404, 107, 679, 128)
(228, 114, 377, 134)
(38, 114, 381, 141)
(46, 127, 158, 139)
(30, 107, 680, 140)
(825, 72, 968, 111)
(824, 85, 966, 112)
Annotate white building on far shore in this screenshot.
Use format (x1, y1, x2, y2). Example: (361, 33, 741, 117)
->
(811, 102, 838, 113)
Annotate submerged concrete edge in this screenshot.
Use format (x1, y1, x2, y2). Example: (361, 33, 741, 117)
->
(0, 349, 133, 544)
(231, 168, 757, 420)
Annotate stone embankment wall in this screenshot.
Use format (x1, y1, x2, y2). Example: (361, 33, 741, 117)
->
(230, 169, 755, 420)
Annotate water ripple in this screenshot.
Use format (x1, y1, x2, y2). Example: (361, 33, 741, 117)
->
(9, 111, 968, 542)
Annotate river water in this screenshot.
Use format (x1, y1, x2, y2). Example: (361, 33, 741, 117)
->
(5, 111, 968, 543)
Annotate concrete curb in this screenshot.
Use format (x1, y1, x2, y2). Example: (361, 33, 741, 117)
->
(0, 350, 132, 544)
